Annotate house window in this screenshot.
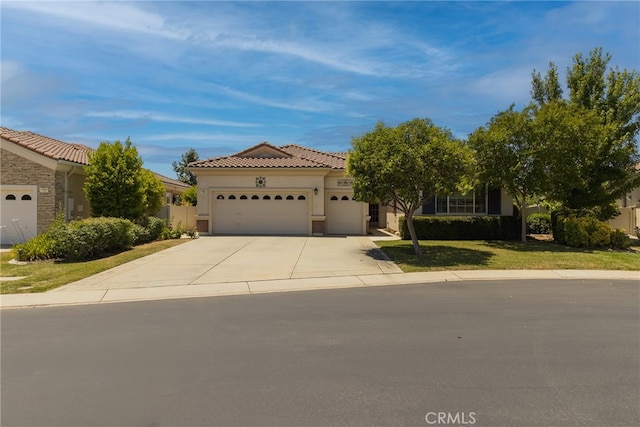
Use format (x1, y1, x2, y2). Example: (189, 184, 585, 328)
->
(286, 195, 294, 200)
(263, 195, 271, 200)
(251, 195, 259, 200)
(275, 195, 282, 200)
(5, 194, 16, 200)
(217, 195, 224, 200)
(21, 194, 32, 200)
(330, 196, 338, 200)
(229, 195, 236, 200)
(341, 196, 349, 201)
(240, 195, 248, 200)
(298, 195, 306, 200)
(434, 187, 487, 215)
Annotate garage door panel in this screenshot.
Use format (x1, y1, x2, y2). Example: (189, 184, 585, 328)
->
(326, 193, 363, 235)
(212, 192, 309, 235)
(1, 185, 37, 245)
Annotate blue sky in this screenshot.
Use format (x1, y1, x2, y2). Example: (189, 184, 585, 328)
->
(2, 1, 638, 178)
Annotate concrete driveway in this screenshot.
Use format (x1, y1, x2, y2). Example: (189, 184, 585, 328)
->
(55, 236, 402, 292)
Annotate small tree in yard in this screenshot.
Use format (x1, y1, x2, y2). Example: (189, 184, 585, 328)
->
(348, 118, 473, 256)
(84, 138, 163, 221)
(140, 169, 166, 217)
(469, 105, 543, 243)
(182, 185, 198, 206)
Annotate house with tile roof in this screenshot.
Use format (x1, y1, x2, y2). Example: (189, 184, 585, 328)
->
(0, 127, 189, 245)
(189, 142, 369, 235)
(190, 141, 519, 236)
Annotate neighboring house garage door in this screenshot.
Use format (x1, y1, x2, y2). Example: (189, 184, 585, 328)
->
(1, 185, 37, 245)
(326, 193, 363, 235)
(212, 192, 309, 235)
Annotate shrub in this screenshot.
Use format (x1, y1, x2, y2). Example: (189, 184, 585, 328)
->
(130, 224, 151, 246)
(13, 212, 66, 261)
(561, 216, 611, 248)
(527, 213, 552, 234)
(55, 217, 134, 261)
(609, 229, 631, 249)
(399, 216, 519, 240)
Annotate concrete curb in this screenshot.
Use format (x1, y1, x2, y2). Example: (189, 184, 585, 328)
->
(1, 270, 638, 309)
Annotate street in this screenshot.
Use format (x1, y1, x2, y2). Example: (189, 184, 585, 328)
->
(2, 279, 639, 427)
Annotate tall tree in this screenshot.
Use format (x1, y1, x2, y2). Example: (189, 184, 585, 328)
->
(469, 105, 541, 242)
(348, 118, 473, 255)
(84, 138, 145, 220)
(173, 148, 199, 186)
(530, 48, 640, 212)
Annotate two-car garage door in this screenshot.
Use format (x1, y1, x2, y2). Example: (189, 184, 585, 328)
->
(212, 191, 309, 235)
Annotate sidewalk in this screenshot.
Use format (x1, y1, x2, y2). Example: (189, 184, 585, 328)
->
(2, 269, 638, 309)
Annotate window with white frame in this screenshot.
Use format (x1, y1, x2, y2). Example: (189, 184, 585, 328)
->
(435, 187, 487, 214)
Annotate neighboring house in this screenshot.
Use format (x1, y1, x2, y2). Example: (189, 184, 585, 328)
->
(383, 188, 515, 233)
(1, 127, 92, 245)
(0, 127, 189, 245)
(609, 165, 640, 233)
(189, 142, 369, 236)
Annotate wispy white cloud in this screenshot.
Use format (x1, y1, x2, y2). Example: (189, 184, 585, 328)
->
(85, 111, 262, 128)
(207, 84, 338, 113)
(2, 1, 186, 40)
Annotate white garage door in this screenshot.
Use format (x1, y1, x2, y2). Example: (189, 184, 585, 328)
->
(212, 191, 309, 235)
(1, 185, 37, 245)
(326, 193, 364, 235)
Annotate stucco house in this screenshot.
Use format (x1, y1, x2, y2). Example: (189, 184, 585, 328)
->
(189, 142, 369, 236)
(189, 142, 515, 236)
(0, 127, 189, 245)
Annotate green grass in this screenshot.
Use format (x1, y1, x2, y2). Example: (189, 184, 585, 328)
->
(1, 239, 188, 294)
(376, 239, 640, 272)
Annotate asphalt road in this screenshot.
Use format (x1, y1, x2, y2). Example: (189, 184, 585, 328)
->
(2, 279, 639, 427)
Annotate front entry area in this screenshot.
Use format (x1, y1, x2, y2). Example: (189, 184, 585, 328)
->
(211, 191, 310, 235)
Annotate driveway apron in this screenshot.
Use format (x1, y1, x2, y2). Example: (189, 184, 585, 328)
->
(54, 236, 401, 292)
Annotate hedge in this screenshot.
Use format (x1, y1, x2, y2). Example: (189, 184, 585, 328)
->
(399, 216, 520, 240)
(526, 213, 552, 234)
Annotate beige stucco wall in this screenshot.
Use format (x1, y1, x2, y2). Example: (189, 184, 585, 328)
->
(193, 168, 367, 235)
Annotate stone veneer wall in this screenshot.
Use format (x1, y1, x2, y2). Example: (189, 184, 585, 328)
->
(1, 148, 65, 234)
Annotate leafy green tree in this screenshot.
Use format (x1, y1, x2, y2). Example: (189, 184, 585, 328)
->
(182, 185, 197, 206)
(348, 119, 473, 255)
(84, 138, 145, 220)
(172, 148, 199, 186)
(141, 170, 166, 217)
(469, 105, 542, 242)
(531, 48, 640, 213)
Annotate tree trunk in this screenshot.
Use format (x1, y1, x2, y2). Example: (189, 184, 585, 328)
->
(405, 212, 423, 256)
(520, 198, 527, 243)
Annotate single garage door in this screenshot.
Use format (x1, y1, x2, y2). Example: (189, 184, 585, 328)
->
(212, 192, 309, 235)
(326, 193, 364, 235)
(1, 185, 37, 245)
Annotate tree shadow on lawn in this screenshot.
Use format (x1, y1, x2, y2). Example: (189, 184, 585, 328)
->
(379, 244, 494, 268)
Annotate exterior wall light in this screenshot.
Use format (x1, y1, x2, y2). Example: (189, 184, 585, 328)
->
(313, 187, 318, 195)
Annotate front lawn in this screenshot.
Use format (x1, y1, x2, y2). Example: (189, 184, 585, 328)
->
(1, 239, 187, 294)
(376, 239, 640, 272)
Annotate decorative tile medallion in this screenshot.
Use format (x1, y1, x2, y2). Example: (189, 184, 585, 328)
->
(255, 176, 266, 188)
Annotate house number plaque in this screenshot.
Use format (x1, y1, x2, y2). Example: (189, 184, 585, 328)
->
(337, 178, 353, 187)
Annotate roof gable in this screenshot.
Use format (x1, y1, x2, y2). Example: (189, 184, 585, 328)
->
(1, 126, 93, 165)
(190, 142, 347, 170)
(232, 142, 293, 159)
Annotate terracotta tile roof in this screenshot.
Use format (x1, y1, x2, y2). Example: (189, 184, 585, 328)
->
(1, 126, 93, 165)
(153, 172, 191, 189)
(190, 142, 348, 170)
